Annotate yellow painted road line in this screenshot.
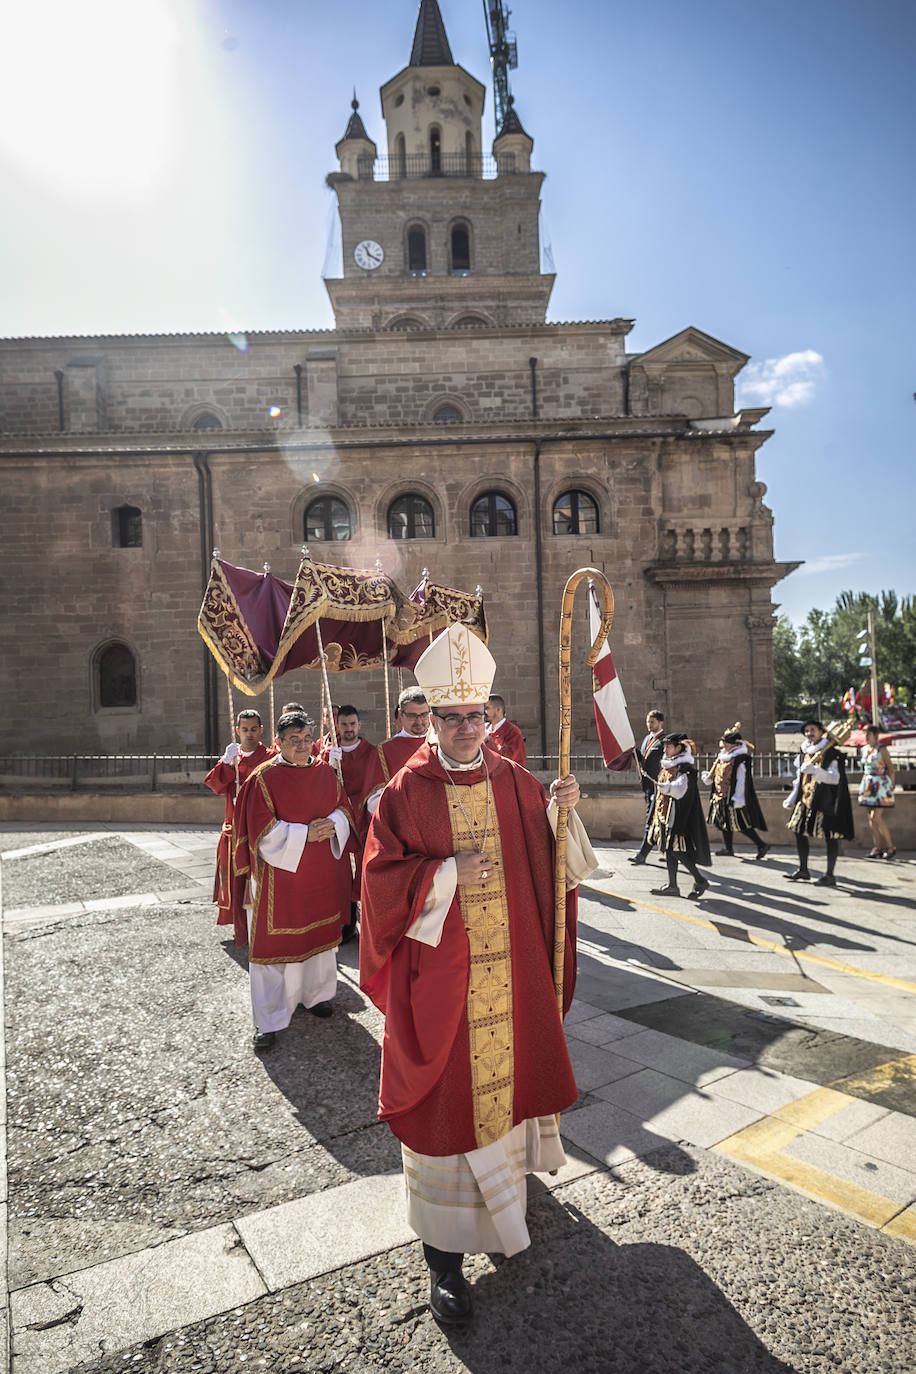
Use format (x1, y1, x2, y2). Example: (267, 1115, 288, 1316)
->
(584, 883, 916, 995)
(715, 1080, 916, 1242)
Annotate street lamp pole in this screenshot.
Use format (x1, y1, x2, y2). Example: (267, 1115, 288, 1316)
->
(867, 608, 880, 727)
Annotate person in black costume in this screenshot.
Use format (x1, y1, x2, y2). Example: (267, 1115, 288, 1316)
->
(648, 732, 711, 900)
(783, 720, 854, 887)
(629, 710, 665, 865)
(702, 724, 769, 860)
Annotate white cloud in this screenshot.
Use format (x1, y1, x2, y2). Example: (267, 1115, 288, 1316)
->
(793, 552, 867, 577)
(738, 349, 825, 408)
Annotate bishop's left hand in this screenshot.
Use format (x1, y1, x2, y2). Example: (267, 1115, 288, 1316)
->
(550, 773, 580, 809)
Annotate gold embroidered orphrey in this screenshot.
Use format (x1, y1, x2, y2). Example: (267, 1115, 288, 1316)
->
(446, 779, 514, 1149)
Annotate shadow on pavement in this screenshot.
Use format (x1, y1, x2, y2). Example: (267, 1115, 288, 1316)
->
(442, 1185, 796, 1373)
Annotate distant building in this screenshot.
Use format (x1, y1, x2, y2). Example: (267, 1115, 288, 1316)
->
(0, 0, 797, 757)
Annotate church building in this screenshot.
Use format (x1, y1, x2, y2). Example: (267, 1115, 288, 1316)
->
(0, 0, 796, 758)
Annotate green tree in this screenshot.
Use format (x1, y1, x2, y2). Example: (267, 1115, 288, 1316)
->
(773, 616, 802, 717)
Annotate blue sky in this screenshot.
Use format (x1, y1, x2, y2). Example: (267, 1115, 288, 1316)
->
(1, 0, 913, 625)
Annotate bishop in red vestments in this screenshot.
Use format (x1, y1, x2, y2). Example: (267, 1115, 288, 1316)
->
(360, 625, 595, 1325)
(234, 710, 354, 1051)
(484, 694, 527, 766)
(204, 709, 270, 946)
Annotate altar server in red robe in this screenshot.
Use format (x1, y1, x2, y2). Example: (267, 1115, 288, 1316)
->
(360, 624, 595, 1324)
(357, 686, 430, 823)
(323, 704, 375, 943)
(235, 711, 353, 1052)
(484, 693, 527, 765)
(204, 709, 271, 945)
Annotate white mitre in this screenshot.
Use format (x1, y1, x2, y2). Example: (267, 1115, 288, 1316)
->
(414, 622, 495, 707)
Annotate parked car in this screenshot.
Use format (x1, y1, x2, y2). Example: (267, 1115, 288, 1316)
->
(774, 720, 805, 732)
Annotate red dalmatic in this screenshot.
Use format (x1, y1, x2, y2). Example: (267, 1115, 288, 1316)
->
(204, 744, 271, 945)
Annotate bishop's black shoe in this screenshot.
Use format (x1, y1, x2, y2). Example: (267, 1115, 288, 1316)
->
(307, 1001, 334, 1018)
(424, 1245, 472, 1324)
(252, 1030, 276, 1052)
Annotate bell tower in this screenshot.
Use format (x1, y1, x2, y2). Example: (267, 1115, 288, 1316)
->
(325, 0, 553, 331)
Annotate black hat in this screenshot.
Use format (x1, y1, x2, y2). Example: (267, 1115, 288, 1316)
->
(662, 731, 690, 747)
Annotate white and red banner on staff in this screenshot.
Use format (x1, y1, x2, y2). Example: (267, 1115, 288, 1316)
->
(588, 581, 635, 771)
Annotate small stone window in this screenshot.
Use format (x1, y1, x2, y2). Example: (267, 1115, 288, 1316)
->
(192, 412, 223, 431)
(429, 126, 442, 174)
(433, 404, 463, 424)
(407, 225, 427, 274)
(112, 505, 142, 548)
(98, 643, 137, 708)
(388, 494, 435, 540)
(553, 490, 599, 535)
(305, 496, 352, 542)
(451, 224, 470, 274)
(470, 492, 517, 537)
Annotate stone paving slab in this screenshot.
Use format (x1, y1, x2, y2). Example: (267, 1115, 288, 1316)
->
(590, 1069, 765, 1149)
(235, 1172, 414, 1291)
(705, 1065, 822, 1114)
(565, 1040, 644, 1094)
(600, 1024, 751, 1085)
(781, 1132, 916, 1207)
(11, 1224, 267, 1374)
(842, 1109, 916, 1166)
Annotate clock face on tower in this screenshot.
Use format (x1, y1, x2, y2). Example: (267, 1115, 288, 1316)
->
(354, 239, 384, 270)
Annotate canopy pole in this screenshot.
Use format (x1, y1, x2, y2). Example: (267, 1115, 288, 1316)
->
(382, 622, 392, 739)
(314, 617, 342, 782)
(268, 682, 276, 742)
(225, 673, 234, 744)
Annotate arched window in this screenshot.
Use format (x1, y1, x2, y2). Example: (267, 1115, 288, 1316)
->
(429, 125, 442, 174)
(112, 505, 142, 548)
(470, 491, 517, 537)
(98, 643, 137, 708)
(465, 130, 475, 173)
(433, 404, 463, 424)
(451, 315, 488, 328)
(388, 494, 435, 540)
(395, 132, 406, 179)
(407, 225, 427, 274)
(192, 412, 223, 431)
(553, 490, 599, 535)
(450, 223, 470, 274)
(305, 496, 352, 542)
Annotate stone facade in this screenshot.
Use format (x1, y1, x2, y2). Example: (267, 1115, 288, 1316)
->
(0, 1, 796, 759)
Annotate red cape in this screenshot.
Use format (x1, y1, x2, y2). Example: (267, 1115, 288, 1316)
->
(359, 742, 577, 1155)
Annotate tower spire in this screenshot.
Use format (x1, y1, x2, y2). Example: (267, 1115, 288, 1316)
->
(410, 0, 454, 66)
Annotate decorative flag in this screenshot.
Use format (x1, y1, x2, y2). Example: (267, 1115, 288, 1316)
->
(842, 687, 856, 713)
(588, 581, 635, 770)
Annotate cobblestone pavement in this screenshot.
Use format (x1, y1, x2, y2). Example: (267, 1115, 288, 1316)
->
(2, 825, 915, 1373)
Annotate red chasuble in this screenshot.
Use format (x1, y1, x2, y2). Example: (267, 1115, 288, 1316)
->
(235, 757, 353, 966)
(359, 742, 578, 1156)
(486, 719, 527, 766)
(204, 743, 271, 944)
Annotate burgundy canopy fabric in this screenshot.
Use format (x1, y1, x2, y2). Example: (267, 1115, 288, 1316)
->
(198, 556, 487, 695)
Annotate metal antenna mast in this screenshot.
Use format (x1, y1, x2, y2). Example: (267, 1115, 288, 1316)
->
(482, 1, 518, 135)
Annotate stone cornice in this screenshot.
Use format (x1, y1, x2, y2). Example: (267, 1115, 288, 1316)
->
(645, 560, 801, 587)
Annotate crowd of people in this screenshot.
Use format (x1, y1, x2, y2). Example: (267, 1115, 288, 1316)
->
(203, 651, 894, 1324)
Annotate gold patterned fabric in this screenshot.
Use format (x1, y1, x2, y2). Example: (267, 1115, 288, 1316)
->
(444, 778, 514, 1149)
(710, 758, 734, 801)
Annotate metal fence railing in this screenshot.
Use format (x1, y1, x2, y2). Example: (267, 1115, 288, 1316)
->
(1, 751, 914, 793)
